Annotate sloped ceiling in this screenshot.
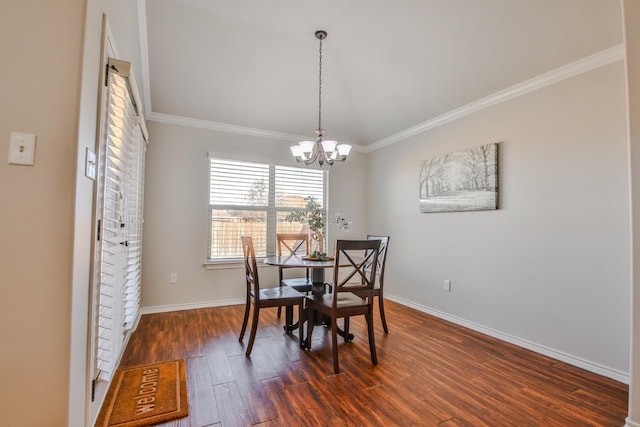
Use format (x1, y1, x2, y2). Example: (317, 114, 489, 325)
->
(141, 0, 623, 147)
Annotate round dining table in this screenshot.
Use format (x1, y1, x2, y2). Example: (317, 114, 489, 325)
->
(263, 254, 354, 342)
(263, 254, 334, 296)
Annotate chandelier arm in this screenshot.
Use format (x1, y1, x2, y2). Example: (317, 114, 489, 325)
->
(303, 148, 319, 165)
(317, 141, 325, 166)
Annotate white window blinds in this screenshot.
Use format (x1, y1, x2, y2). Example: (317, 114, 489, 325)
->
(95, 61, 146, 381)
(208, 158, 327, 260)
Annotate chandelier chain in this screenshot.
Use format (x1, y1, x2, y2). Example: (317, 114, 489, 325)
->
(318, 36, 323, 133)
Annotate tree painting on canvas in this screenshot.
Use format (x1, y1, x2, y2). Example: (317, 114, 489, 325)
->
(419, 143, 498, 213)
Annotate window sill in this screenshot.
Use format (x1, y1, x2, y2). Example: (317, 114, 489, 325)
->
(203, 258, 270, 270)
(203, 260, 243, 270)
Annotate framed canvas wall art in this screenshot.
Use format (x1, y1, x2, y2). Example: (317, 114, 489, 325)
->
(419, 143, 498, 213)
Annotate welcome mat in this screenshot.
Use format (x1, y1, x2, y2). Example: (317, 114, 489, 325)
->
(95, 359, 189, 427)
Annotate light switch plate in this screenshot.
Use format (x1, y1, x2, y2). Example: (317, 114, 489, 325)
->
(8, 132, 37, 166)
(85, 148, 96, 180)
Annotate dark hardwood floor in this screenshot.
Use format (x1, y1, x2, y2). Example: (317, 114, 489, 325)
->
(117, 300, 628, 426)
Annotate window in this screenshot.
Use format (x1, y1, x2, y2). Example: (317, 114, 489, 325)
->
(208, 158, 327, 261)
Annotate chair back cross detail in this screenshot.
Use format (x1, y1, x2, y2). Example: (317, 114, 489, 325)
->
(332, 242, 379, 302)
(276, 233, 313, 296)
(277, 233, 309, 257)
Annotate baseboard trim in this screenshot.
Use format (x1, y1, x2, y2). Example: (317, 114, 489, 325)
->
(140, 298, 245, 315)
(385, 294, 629, 384)
(625, 418, 640, 427)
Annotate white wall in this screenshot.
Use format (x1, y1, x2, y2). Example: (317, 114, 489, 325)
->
(368, 62, 630, 378)
(0, 2, 85, 426)
(142, 121, 367, 309)
(623, 0, 640, 423)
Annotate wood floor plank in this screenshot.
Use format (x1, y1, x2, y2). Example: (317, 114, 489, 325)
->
(281, 380, 344, 425)
(227, 354, 278, 424)
(115, 300, 628, 426)
(304, 374, 372, 426)
(183, 356, 220, 427)
(206, 347, 235, 386)
(213, 381, 253, 426)
(360, 382, 443, 426)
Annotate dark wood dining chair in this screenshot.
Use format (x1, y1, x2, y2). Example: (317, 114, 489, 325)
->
(305, 239, 381, 374)
(344, 235, 391, 337)
(276, 233, 312, 292)
(239, 236, 305, 356)
(276, 233, 312, 319)
(367, 235, 390, 333)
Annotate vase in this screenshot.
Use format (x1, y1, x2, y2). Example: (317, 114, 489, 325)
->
(310, 230, 325, 254)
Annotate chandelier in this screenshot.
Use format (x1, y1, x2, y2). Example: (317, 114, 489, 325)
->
(290, 30, 352, 166)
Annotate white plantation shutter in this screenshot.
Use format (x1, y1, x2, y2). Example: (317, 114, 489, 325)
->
(123, 125, 145, 328)
(208, 158, 327, 261)
(95, 61, 146, 381)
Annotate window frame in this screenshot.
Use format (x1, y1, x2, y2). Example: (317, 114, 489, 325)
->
(206, 156, 328, 267)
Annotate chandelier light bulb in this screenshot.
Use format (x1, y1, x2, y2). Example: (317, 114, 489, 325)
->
(336, 144, 352, 158)
(290, 145, 305, 161)
(299, 140, 315, 157)
(321, 140, 337, 153)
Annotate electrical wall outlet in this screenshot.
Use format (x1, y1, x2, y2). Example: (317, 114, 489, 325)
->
(444, 280, 451, 292)
(169, 273, 178, 284)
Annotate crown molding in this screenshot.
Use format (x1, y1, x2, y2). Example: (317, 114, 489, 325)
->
(147, 111, 305, 140)
(365, 44, 624, 152)
(146, 111, 367, 152)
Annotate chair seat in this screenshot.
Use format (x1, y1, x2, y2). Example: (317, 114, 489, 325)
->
(352, 287, 380, 298)
(306, 292, 368, 310)
(253, 285, 304, 302)
(281, 277, 313, 293)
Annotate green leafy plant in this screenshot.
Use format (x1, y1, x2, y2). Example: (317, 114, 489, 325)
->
(309, 251, 330, 261)
(285, 196, 351, 253)
(285, 196, 325, 236)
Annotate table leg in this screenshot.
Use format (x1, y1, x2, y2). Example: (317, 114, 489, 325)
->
(309, 267, 354, 342)
(311, 268, 325, 296)
(283, 306, 297, 333)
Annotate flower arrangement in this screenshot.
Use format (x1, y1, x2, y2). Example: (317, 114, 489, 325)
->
(285, 196, 351, 256)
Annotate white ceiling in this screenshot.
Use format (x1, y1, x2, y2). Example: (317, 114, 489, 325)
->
(141, 0, 622, 147)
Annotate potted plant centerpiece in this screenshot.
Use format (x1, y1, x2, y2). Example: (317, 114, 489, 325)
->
(285, 196, 351, 260)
